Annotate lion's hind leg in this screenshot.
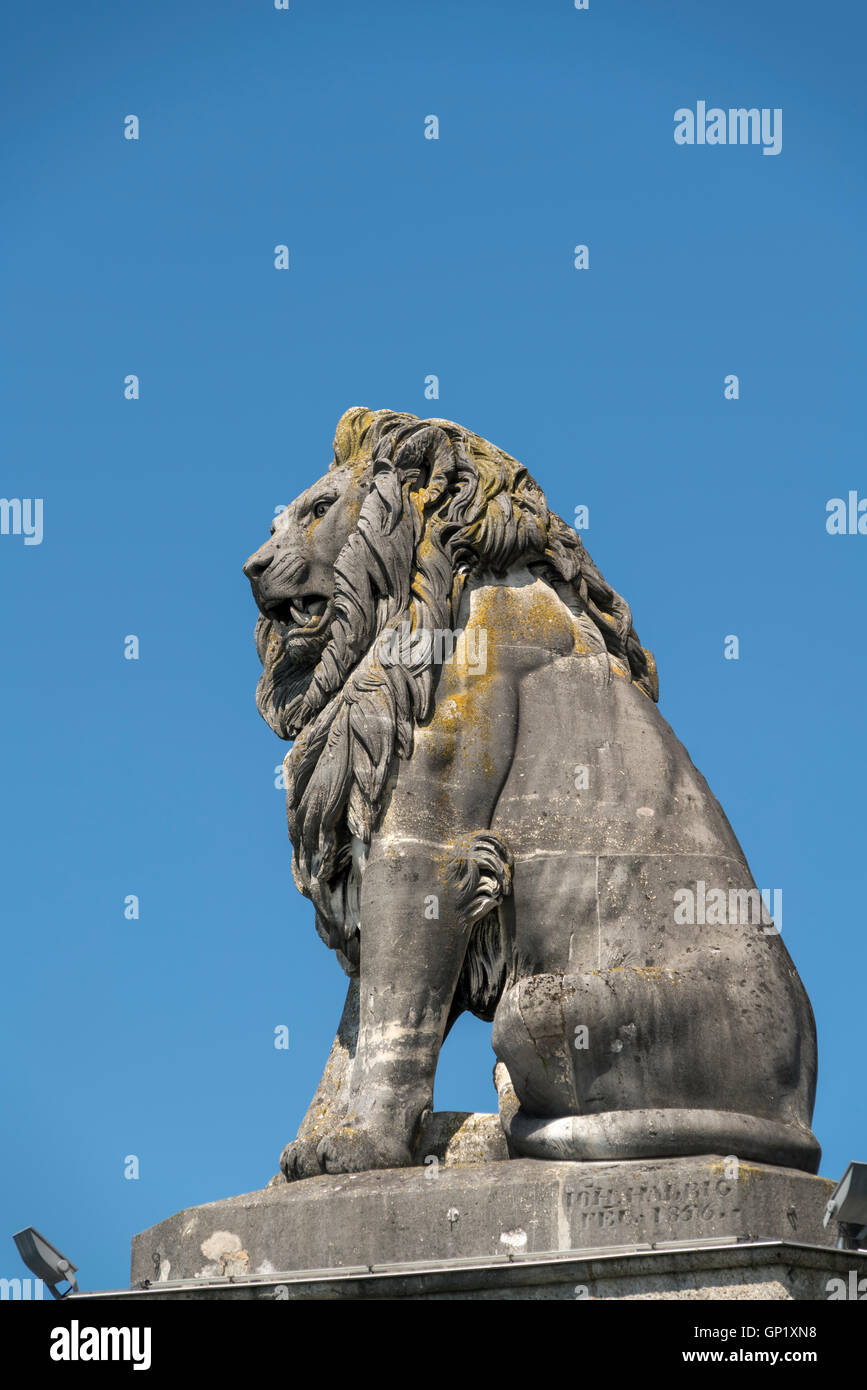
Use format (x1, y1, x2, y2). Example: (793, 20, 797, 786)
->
(491, 967, 820, 1173)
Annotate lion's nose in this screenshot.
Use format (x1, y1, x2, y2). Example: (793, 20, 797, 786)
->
(243, 550, 272, 582)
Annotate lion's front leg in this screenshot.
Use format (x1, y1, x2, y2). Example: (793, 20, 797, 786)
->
(315, 597, 521, 1175)
(279, 979, 360, 1180)
(315, 843, 471, 1175)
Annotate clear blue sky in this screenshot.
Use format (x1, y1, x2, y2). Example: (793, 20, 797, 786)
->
(2, 0, 865, 1294)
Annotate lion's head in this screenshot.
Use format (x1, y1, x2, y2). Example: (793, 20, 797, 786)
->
(244, 450, 372, 742)
(244, 407, 658, 966)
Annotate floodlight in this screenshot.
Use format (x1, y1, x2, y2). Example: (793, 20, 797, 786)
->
(823, 1162, 867, 1251)
(12, 1227, 78, 1299)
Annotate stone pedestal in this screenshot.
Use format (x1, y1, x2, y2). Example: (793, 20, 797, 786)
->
(130, 1154, 838, 1296)
(95, 1240, 866, 1302)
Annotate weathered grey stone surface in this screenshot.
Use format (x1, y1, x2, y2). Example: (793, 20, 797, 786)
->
(414, 1110, 509, 1166)
(132, 1156, 835, 1288)
(101, 1242, 867, 1301)
(243, 407, 821, 1182)
(267, 1110, 507, 1187)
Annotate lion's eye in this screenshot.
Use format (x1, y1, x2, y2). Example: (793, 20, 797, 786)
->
(312, 498, 334, 519)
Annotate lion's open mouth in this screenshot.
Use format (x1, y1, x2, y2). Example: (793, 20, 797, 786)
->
(266, 594, 330, 630)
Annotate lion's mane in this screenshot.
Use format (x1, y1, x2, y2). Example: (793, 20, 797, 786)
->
(264, 407, 658, 973)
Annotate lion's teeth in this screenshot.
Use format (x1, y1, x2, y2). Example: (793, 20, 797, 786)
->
(289, 604, 308, 625)
(307, 599, 327, 617)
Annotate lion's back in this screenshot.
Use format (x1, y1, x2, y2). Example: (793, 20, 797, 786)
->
(494, 651, 742, 859)
(490, 652, 763, 973)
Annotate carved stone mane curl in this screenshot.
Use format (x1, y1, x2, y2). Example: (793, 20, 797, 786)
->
(285, 407, 658, 968)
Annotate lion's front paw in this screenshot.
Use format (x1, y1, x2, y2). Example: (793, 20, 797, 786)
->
(279, 1137, 324, 1182)
(315, 1121, 413, 1175)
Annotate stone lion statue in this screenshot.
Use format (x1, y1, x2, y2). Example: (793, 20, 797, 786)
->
(244, 407, 820, 1180)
